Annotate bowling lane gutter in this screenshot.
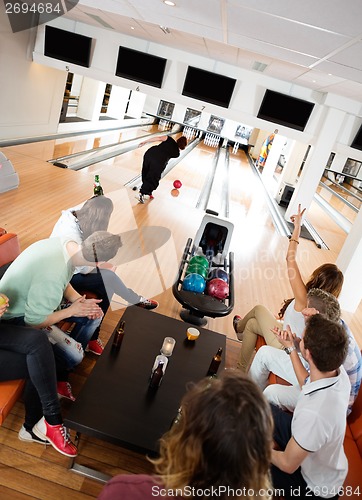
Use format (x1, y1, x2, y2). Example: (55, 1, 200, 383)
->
(247, 155, 328, 249)
(49, 128, 182, 171)
(198, 145, 230, 219)
(219, 146, 230, 218)
(196, 148, 221, 211)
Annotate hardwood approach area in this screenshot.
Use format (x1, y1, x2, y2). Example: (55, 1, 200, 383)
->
(0, 124, 361, 498)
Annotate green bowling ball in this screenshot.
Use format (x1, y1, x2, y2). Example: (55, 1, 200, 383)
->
(189, 255, 209, 270)
(185, 263, 208, 279)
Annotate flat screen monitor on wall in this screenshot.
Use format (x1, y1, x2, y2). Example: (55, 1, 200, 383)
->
(350, 124, 362, 151)
(257, 90, 315, 131)
(182, 66, 236, 108)
(44, 26, 93, 68)
(115, 46, 167, 88)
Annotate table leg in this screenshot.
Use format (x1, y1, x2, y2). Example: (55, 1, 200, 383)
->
(67, 431, 112, 483)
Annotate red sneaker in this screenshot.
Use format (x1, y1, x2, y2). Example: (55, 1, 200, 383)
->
(57, 381, 76, 402)
(33, 417, 77, 457)
(233, 315, 242, 334)
(136, 297, 159, 310)
(86, 338, 104, 356)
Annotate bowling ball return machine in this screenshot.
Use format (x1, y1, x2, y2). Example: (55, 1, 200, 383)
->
(173, 212, 234, 326)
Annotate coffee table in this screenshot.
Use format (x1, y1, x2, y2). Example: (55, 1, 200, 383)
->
(64, 306, 226, 481)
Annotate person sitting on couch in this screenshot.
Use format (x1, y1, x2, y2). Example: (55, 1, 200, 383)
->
(0, 230, 121, 401)
(50, 195, 159, 356)
(0, 293, 77, 457)
(250, 288, 362, 415)
(271, 314, 350, 499)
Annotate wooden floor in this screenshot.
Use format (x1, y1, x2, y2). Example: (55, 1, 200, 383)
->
(0, 124, 361, 498)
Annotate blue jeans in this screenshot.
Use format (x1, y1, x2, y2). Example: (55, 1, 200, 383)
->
(0, 323, 62, 429)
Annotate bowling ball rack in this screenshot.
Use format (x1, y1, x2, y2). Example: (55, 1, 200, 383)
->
(172, 238, 234, 326)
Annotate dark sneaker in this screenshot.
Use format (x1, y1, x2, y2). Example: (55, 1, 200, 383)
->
(19, 425, 49, 445)
(33, 417, 77, 457)
(57, 381, 76, 402)
(233, 315, 242, 334)
(136, 194, 145, 204)
(86, 338, 104, 356)
(136, 297, 159, 310)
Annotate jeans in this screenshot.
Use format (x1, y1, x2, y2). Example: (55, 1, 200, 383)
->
(3, 315, 101, 380)
(71, 268, 141, 340)
(0, 323, 62, 429)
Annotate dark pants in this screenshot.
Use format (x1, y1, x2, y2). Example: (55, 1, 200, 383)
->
(0, 323, 62, 429)
(270, 404, 339, 500)
(140, 156, 166, 195)
(71, 268, 141, 340)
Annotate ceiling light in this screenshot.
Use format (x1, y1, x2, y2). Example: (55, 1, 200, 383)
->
(160, 25, 171, 34)
(164, 1, 175, 6)
(252, 61, 268, 72)
(131, 26, 135, 30)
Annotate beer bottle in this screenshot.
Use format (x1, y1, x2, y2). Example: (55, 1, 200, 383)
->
(112, 319, 125, 349)
(93, 174, 104, 196)
(207, 347, 223, 376)
(149, 361, 164, 388)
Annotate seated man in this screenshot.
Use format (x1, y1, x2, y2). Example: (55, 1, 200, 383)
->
(0, 230, 121, 400)
(249, 288, 361, 415)
(271, 314, 350, 499)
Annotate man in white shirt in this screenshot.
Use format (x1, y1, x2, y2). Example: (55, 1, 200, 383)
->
(271, 314, 350, 499)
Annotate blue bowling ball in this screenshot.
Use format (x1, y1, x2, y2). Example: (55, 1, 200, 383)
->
(207, 268, 229, 283)
(182, 273, 206, 293)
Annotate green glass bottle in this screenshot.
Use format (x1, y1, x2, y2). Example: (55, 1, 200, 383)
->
(93, 174, 104, 196)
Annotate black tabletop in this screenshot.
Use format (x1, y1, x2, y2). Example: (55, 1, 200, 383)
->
(64, 306, 226, 455)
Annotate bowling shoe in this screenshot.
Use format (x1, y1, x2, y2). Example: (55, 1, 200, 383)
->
(33, 417, 78, 457)
(136, 194, 145, 204)
(233, 315, 242, 335)
(86, 338, 104, 355)
(136, 297, 159, 310)
(57, 381, 76, 401)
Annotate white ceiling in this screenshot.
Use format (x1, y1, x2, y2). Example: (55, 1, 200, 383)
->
(64, 0, 362, 102)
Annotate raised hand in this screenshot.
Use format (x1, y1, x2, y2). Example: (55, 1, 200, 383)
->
(290, 203, 306, 226)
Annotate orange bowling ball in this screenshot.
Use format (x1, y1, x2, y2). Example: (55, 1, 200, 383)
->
(171, 188, 180, 197)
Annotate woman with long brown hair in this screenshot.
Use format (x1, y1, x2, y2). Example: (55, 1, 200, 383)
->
(233, 204, 344, 372)
(98, 371, 273, 500)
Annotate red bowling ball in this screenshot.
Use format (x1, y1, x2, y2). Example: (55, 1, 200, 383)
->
(206, 278, 229, 300)
(173, 179, 182, 189)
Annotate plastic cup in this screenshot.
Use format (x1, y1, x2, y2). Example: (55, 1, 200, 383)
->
(186, 327, 200, 341)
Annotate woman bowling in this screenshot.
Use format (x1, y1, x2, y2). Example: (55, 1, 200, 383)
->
(137, 135, 187, 203)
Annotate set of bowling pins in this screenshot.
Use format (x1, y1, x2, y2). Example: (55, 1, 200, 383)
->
(204, 134, 220, 147)
(183, 127, 196, 139)
(158, 119, 173, 130)
(232, 142, 240, 154)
